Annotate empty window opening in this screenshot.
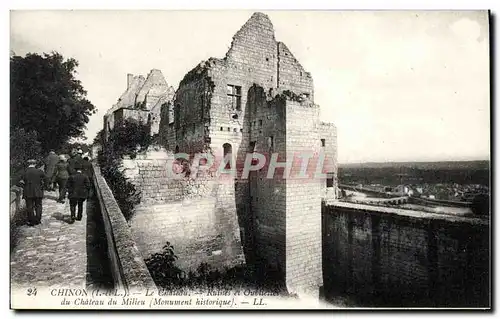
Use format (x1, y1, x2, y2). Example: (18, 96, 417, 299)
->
(233, 128, 237, 132)
(266, 57, 269, 62)
(321, 139, 326, 147)
(175, 145, 179, 153)
(231, 113, 238, 120)
(259, 119, 263, 126)
(220, 127, 224, 131)
(240, 128, 243, 132)
(326, 173, 335, 188)
(227, 84, 242, 111)
(268, 136, 274, 152)
(249, 141, 256, 152)
(223, 143, 232, 169)
(227, 127, 231, 131)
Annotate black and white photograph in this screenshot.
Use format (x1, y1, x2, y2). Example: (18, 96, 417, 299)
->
(8, 9, 491, 310)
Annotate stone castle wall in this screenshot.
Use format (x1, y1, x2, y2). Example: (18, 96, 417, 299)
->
(322, 202, 489, 307)
(122, 151, 245, 273)
(110, 12, 337, 297)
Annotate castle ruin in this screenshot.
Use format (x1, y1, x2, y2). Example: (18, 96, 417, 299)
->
(104, 69, 175, 139)
(103, 12, 338, 298)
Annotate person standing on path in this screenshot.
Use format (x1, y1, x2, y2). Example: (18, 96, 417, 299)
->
(18, 159, 46, 226)
(44, 150, 59, 191)
(81, 156, 93, 178)
(68, 149, 83, 175)
(54, 155, 70, 203)
(66, 163, 91, 222)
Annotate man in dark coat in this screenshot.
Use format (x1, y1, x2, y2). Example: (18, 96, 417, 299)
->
(66, 163, 91, 222)
(82, 156, 93, 179)
(54, 155, 70, 203)
(44, 150, 59, 191)
(68, 149, 83, 175)
(19, 159, 46, 226)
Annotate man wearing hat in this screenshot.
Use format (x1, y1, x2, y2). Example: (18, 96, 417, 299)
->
(66, 162, 91, 222)
(44, 150, 59, 191)
(68, 148, 83, 176)
(19, 159, 46, 226)
(53, 155, 70, 203)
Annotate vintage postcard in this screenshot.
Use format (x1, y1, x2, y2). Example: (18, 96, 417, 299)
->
(9, 10, 490, 310)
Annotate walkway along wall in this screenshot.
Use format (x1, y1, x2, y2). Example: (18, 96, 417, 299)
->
(92, 163, 156, 292)
(322, 201, 490, 307)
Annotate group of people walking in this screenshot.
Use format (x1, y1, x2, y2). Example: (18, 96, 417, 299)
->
(16, 148, 93, 226)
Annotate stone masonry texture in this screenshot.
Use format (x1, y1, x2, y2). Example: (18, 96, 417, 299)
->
(124, 12, 337, 296)
(322, 202, 490, 307)
(100, 12, 337, 297)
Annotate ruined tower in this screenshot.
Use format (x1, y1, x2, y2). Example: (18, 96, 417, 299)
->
(159, 12, 338, 297)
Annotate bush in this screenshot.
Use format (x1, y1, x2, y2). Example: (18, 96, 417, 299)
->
(97, 119, 151, 220)
(108, 119, 151, 159)
(97, 147, 141, 221)
(10, 128, 42, 183)
(145, 242, 275, 292)
(144, 242, 185, 289)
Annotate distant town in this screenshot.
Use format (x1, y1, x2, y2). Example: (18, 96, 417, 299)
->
(337, 160, 490, 217)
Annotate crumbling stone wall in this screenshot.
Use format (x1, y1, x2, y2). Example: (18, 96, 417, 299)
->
(114, 108, 150, 126)
(153, 12, 337, 297)
(277, 42, 314, 101)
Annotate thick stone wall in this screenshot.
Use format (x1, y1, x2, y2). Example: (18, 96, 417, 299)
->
(322, 202, 490, 307)
(154, 12, 337, 297)
(121, 151, 245, 273)
(285, 101, 323, 296)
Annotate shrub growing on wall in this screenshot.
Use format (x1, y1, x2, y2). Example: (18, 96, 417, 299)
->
(97, 119, 151, 220)
(97, 148, 141, 221)
(144, 242, 285, 293)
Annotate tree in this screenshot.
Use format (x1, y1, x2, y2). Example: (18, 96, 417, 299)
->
(10, 52, 97, 153)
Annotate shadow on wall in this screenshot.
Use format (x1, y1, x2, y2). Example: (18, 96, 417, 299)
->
(233, 84, 286, 288)
(86, 187, 114, 290)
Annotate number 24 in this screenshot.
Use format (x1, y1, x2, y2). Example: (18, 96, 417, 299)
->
(26, 288, 37, 296)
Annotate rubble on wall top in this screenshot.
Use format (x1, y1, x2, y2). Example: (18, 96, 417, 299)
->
(179, 57, 224, 87)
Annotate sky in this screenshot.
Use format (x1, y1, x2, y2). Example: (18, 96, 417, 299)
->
(10, 10, 490, 163)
